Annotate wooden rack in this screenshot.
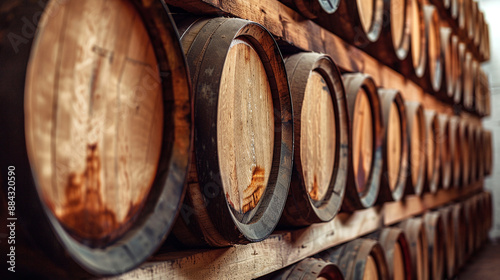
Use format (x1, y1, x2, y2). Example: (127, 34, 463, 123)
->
(104, 0, 486, 279)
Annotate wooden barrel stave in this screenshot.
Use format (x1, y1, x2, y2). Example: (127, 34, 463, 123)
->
(280, 52, 348, 226)
(437, 114, 452, 189)
(423, 5, 443, 93)
(438, 206, 456, 279)
(341, 74, 384, 211)
(451, 203, 467, 272)
(289, 0, 341, 19)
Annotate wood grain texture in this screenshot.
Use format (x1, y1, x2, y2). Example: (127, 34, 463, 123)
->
(25, 0, 163, 243)
(388, 102, 403, 191)
(404, 101, 426, 196)
(218, 38, 274, 213)
(353, 90, 374, 195)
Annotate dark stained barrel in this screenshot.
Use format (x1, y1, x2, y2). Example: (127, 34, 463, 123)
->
(377, 89, 409, 202)
(398, 217, 429, 280)
(367, 228, 412, 280)
(423, 110, 440, 193)
(173, 17, 293, 246)
(404, 101, 426, 196)
(341, 74, 384, 211)
(280, 52, 349, 226)
(272, 258, 345, 280)
(423, 212, 445, 280)
(0, 0, 191, 276)
(318, 239, 390, 280)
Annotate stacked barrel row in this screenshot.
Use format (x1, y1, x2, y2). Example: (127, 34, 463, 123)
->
(267, 191, 493, 280)
(280, 0, 491, 116)
(0, 0, 493, 279)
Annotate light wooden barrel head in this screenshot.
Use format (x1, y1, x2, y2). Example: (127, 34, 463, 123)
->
(353, 89, 374, 195)
(363, 255, 379, 280)
(387, 102, 402, 191)
(25, 0, 163, 242)
(301, 71, 336, 201)
(218, 38, 274, 214)
(391, 0, 406, 50)
(393, 242, 405, 280)
(357, 0, 375, 35)
(411, 0, 423, 69)
(410, 112, 423, 188)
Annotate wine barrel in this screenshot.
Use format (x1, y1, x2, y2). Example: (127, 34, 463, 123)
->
(423, 110, 440, 193)
(377, 89, 409, 203)
(458, 0, 468, 37)
(459, 120, 471, 186)
(474, 7, 483, 50)
(473, 195, 485, 248)
(469, 124, 479, 183)
(465, 0, 474, 41)
(462, 52, 474, 109)
(484, 23, 491, 61)
(398, 218, 429, 280)
(423, 5, 443, 93)
(290, 0, 340, 19)
(318, 239, 390, 280)
(367, 228, 412, 280)
(451, 203, 467, 270)
(316, 0, 384, 47)
(468, 0, 477, 42)
(483, 130, 493, 176)
(341, 74, 384, 211)
(0, 0, 191, 277)
(449, 117, 462, 187)
(463, 198, 476, 258)
(483, 191, 493, 235)
(272, 258, 345, 280)
(410, 0, 427, 79)
(442, 0, 451, 10)
(437, 115, 452, 189)
(439, 26, 456, 100)
(280, 52, 349, 226)
(479, 12, 486, 61)
(173, 17, 293, 246)
(365, 0, 412, 66)
(438, 206, 456, 279)
(423, 212, 445, 280)
(453, 42, 467, 105)
(404, 101, 426, 196)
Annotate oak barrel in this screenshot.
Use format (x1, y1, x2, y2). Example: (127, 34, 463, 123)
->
(341, 74, 384, 211)
(423, 212, 445, 280)
(318, 239, 390, 280)
(453, 42, 467, 105)
(463, 198, 476, 259)
(449, 117, 462, 187)
(272, 258, 345, 280)
(173, 17, 293, 246)
(280, 52, 348, 226)
(367, 228, 412, 280)
(451, 0, 459, 20)
(365, 0, 412, 66)
(404, 101, 426, 196)
(462, 52, 474, 109)
(398, 218, 429, 280)
(469, 124, 479, 183)
(291, 0, 340, 19)
(437, 114, 452, 189)
(423, 5, 443, 93)
(410, 0, 428, 79)
(438, 206, 456, 279)
(423, 110, 440, 193)
(377, 89, 409, 202)
(483, 130, 493, 176)
(451, 203, 467, 269)
(459, 120, 471, 186)
(0, 0, 191, 276)
(439, 27, 456, 100)
(321, 0, 384, 47)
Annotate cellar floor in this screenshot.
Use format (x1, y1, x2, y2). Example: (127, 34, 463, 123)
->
(458, 238, 500, 279)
